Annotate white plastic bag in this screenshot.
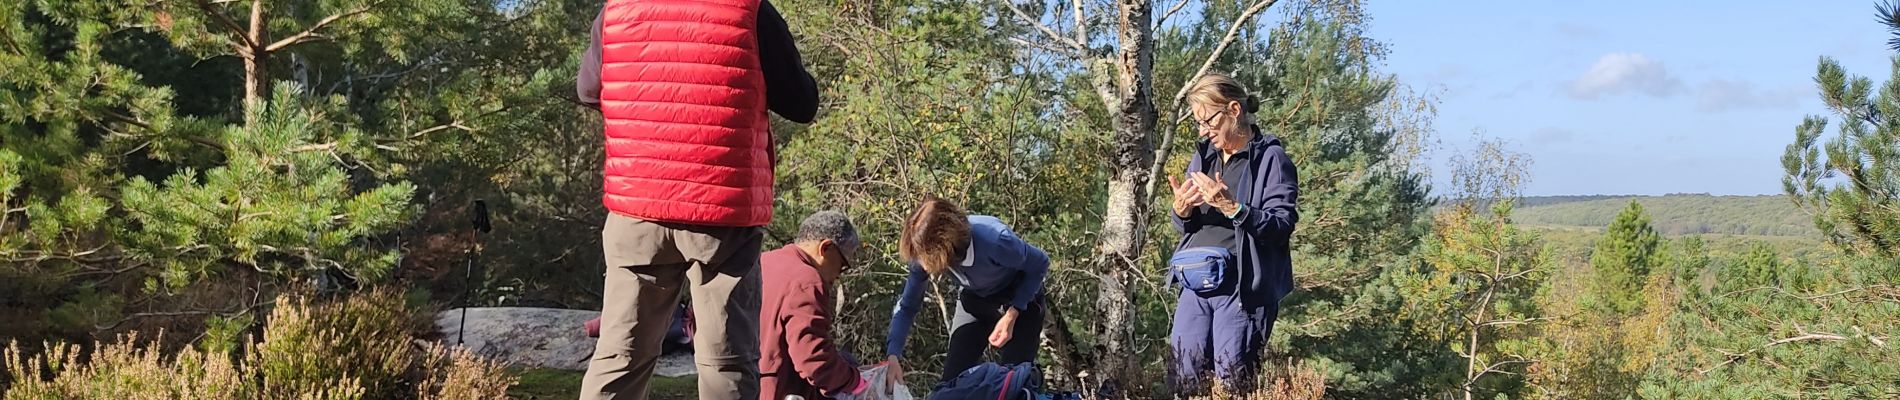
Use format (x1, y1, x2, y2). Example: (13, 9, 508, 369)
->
(837, 364, 914, 400)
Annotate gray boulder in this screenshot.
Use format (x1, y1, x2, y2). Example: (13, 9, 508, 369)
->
(435, 307, 695, 377)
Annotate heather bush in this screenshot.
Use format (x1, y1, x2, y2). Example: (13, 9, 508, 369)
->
(1, 290, 512, 400)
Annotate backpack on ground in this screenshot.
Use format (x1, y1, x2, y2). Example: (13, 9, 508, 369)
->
(927, 362, 1040, 400)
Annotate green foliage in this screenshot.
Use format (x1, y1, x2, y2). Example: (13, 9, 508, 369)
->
(1399, 202, 1550, 399)
(1588, 201, 1661, 316)
(1527, 236, 1705, 399)
(118, 86, 416, 289)
(1639, 249, 1899, 398)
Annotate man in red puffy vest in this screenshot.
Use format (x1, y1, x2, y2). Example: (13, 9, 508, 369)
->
(575, 0, 817, 398)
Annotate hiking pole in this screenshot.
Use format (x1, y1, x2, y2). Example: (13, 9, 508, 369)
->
(459, 199, 492, 346)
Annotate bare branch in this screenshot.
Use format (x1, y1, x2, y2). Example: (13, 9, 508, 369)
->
(993, 0, 1086, 54)
(1072, 0, 1088, 47)
(1855, 326, 1887, 348)
(1475, 316, 1554, 329)
(1697, 332, 1851, 375)
(292, 118, 476, 153)
(1169, 0, 1280, 110)
(324, 50, 447, 94)
(292, 142, 339, 152)
(191, 0, 257, 48)
(1156, 0, 1191, 28)
(385, 121, 473, 142)
(92, 300, 276, 331)
(1467, 358, 1533, 384)
(1767, 332, 1847, 346)
(265, 2, 382, 52)
(1010, 37, 1080, 57)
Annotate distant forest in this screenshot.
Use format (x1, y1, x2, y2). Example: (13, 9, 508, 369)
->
(1511, 194, 1816, 237)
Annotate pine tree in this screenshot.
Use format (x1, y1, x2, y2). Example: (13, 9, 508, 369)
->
(0, 0, 452, 342)
(1588, 201, 1660, 316)
(1783, 58, 1900, 261)
(1395, 136, 1544, 400)
(1403, 201, 1550, 400)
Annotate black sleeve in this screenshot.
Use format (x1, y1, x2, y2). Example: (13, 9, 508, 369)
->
(576, 7, 605, 110)
(756, 0, 819, 123)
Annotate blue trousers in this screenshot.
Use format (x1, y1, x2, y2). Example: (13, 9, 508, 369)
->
(1168, 287, 1277, 393)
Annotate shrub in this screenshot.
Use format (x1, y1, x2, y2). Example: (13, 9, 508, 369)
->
(1, 289, 513, 400)
(413, 344, 515, 400)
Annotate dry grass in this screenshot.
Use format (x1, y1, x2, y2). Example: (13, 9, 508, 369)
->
(1185, 363, 1327, 400)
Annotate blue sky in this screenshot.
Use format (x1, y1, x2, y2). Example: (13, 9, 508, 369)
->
(1360, 1, 1895, 196)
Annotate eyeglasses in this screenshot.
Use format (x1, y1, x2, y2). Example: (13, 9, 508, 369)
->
(1197, 108, 1228, 130)
(829, 241, 861, 272)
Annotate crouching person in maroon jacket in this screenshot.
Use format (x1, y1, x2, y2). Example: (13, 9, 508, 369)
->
(760, 211, 870, 400)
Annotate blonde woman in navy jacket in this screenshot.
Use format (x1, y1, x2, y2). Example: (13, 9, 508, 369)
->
(1165, 73, 1299, 393)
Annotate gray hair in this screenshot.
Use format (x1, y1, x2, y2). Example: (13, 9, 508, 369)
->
(796, 210, 859, 248)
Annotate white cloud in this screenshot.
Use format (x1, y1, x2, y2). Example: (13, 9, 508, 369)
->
(1695, 79, 1806, 112)
(1568, 53, 1684, 100)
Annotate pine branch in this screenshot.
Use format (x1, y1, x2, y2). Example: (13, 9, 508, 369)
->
(1880, 0, 1900, 51)
(102, 109, 225, 151)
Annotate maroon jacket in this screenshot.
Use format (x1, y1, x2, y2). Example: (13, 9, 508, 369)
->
(759, 245, 859, 400)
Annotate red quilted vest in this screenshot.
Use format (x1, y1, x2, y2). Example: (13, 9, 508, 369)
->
(598, 0, 773, 227)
